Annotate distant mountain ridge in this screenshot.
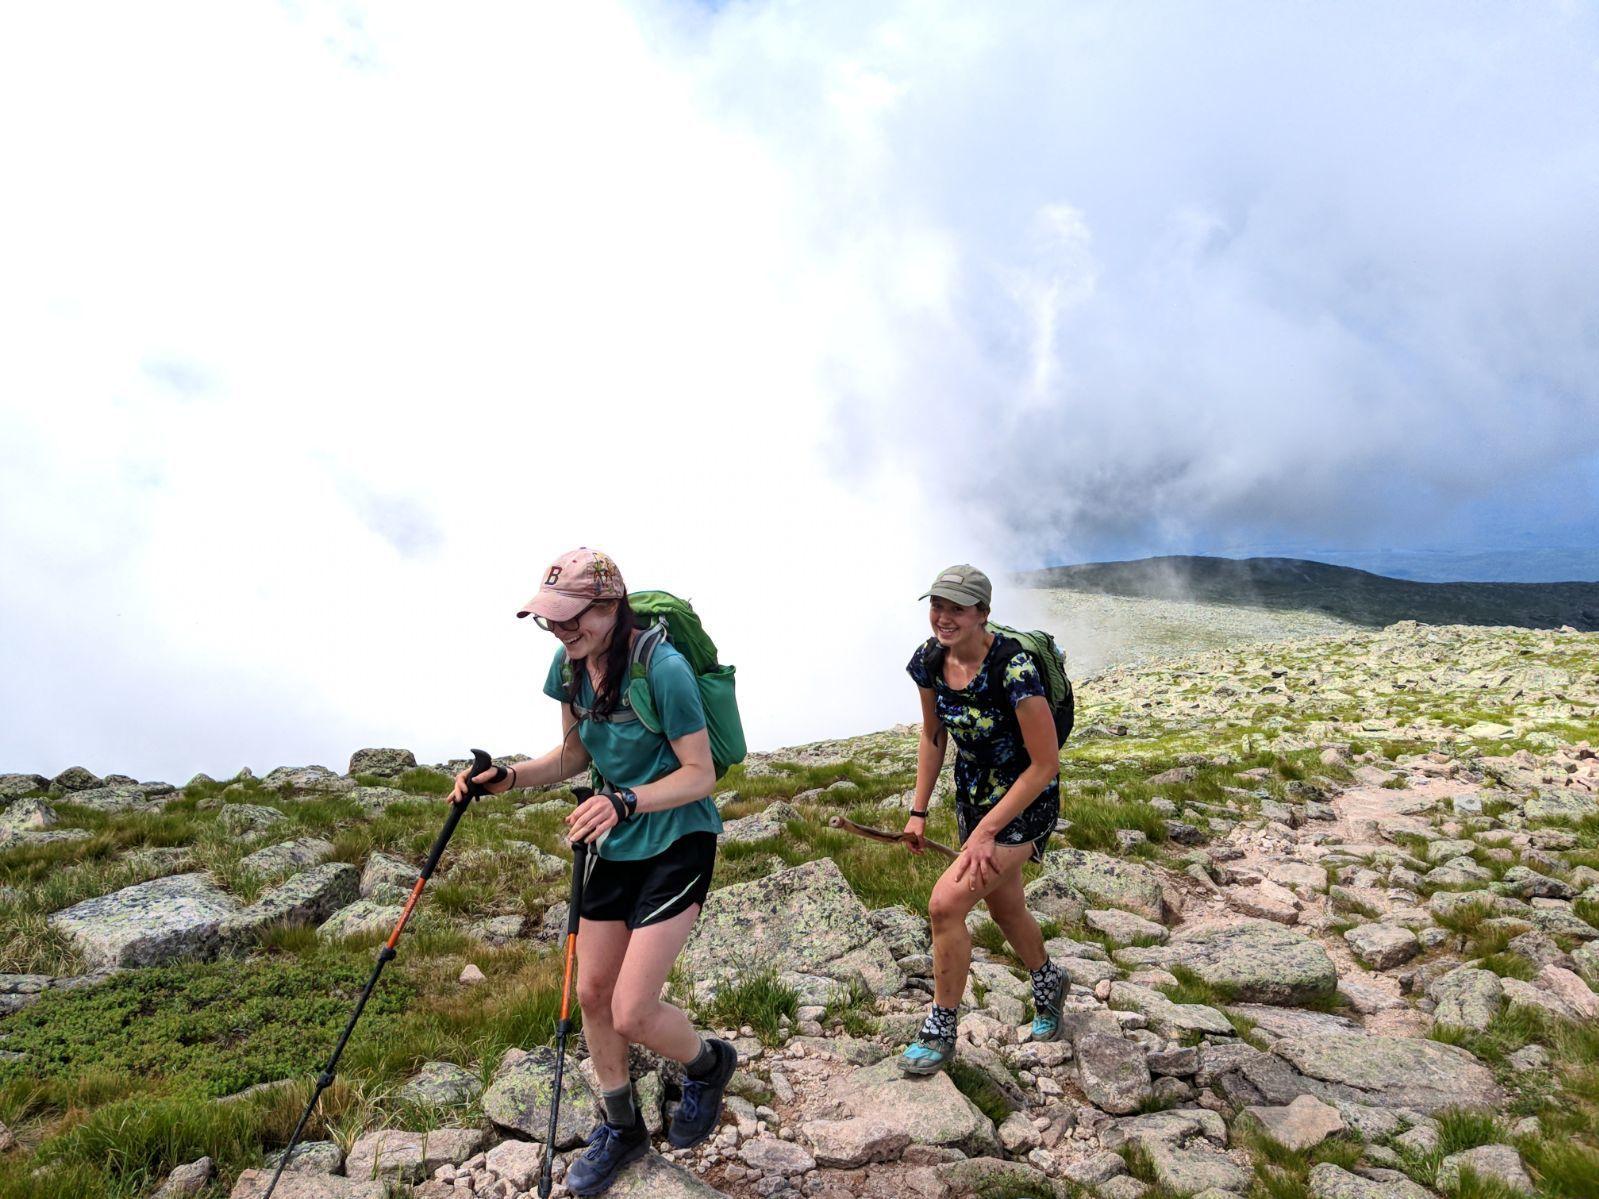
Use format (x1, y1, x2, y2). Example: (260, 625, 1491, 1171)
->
(1017, 555, 1599, 631)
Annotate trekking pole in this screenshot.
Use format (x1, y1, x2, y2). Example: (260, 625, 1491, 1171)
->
(539, 786, 593, 1199)
(261, 748, 496, 1199)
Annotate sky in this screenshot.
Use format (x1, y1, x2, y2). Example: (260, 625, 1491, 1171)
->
(2, 1, 1598, 781)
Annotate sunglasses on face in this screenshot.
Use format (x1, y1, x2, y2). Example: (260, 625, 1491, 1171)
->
(532, 600, 611, 633)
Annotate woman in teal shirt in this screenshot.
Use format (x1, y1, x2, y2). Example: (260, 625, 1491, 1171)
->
(450, 547, 731, 1196)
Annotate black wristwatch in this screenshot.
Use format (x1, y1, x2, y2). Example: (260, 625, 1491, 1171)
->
(909, 808, 929, 819)
(613, 786, 639, 822)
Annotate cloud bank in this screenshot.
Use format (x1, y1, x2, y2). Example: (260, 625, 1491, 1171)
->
(2, 1, 1596, 778)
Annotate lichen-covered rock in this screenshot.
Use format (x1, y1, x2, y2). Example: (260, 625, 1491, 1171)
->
(601, 1153, 734, 1197)
(934, 1158, 1058, 1199)
(317, 899, 405, 941)
(1524, 792, 1597, 822)
(1306, 1162, 1433, 1199)
(866, 905, 930, 959)
(1075, 1033, 1153, 1115)
(259, 766, 356, 794)
(799, 1117, 911, 1167)
(719, 800, 800, 844)
(349, 786, 412, 814)
(63, 785, 161, 813)
(360, 851, 416, 901)
(397, 1061, 483, 1106)
(348, 748, 417, 777)
(834, 1057, 999, 1157)
(1573, 940, 1599, 988)
(263, 1141, 344, 1174)
(51, 766, 103, 792)
(0, 798, 56, 832)
(230, 1171, 387, 1198)
(1343, 923, 1420, 970)
(344, 1127, 486, 1182)
(0, 773, 49, 799)
(482, 1045, 597, 1147)
(1120, 919, 1337, 1004)
(1038, 848, 1179, 923)
(152, 1156, 214, 1198)
(221, 864, 360, 947)
(49, 872, 240, 968)
(1270, 1031, 1504, 1114)
(1243, 1094, 1345, 1152)
(1107, 982, 1232, 1038)
(1437, 1144, 1534, 1195)
(217, 804, 287, 837)
(681, 858, 901, 996)
(239, 837, 336, 878)
(1087, 908, 1169, 945)
(1022, 873, 1088, 925)
(1428, 967, 1504, 1031)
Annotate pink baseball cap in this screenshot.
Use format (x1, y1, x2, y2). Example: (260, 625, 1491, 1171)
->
(516, 548, 627, 622)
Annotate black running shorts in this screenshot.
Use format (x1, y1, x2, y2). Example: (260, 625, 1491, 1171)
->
(579, 831, 717, 930)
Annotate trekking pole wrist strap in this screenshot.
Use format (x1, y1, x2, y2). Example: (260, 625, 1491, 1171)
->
(606, 786, 638, 823)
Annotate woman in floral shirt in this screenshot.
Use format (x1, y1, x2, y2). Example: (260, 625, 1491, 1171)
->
(897, 564, 1066, 1075)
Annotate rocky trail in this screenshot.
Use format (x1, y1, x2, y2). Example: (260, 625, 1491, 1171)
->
(2, 621, 1597, 1199)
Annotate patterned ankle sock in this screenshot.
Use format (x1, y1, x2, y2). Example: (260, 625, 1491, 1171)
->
(919, 1004, 958, 1042)
(1030, 960, 1064, 1010)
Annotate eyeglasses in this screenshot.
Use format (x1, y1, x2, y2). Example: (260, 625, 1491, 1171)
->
(532, 600, 608, 633)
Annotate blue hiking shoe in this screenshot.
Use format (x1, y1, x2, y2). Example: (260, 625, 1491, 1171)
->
(667, 1037, 737, 1149)
(898, 1034, 956, 1075)
(1030, 964, 1069, 1042)
(564, 1115, 649, 1196)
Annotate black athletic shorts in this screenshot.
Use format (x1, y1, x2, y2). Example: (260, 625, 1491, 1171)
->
(956, 795, 1056, 863)
(579, 831, 717, 930)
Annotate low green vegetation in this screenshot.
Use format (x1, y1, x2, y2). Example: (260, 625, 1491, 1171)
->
(699, 967, 799, 1046)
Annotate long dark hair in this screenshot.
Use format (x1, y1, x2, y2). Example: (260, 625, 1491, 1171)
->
(575, 596, 636, 718)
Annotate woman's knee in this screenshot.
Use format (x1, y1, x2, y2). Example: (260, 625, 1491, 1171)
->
(610, 993, 660, 1042)
(928, 883, 971, 928)
(578, 975, 617, 1017)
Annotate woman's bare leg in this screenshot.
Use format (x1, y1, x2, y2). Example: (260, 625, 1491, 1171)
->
(607, 904, 705, 1064)
(927, 844, 1038, 1009)
(983, 866, 1048, 972)
(575, 918, 634, 1092)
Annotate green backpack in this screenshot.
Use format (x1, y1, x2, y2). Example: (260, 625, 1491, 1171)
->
(921, 622, 1075, 747)
(561, 590, 747, 779)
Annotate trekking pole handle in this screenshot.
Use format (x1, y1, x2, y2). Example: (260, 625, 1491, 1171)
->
(419, 749, 490, 881)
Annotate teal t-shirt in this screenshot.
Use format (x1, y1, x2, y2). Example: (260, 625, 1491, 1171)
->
(543, 640, 723, 861)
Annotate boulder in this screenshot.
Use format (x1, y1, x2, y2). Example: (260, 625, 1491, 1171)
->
(0, 798, 56, 832)
(1536, 965, 1599, 1020)
(349, 787, 413, 814)
(263, 1141, 344, 1174)
(217, 804, 288, 837)
(1427, 968, 1504, 1031)
(348, 748, 417, 777)
(1086, 909, 1168, 945)
(680, 858, 901, 997)
(360, 852, 417, 901)
(1107, 982, 1232, 1038)
(482, 1045, 598, 1148)
(1306, 1162, 1433, 1199)
(738, 1137, 816, 1176)
(1270, 1031, 1504, 1114)
(398, 1060, 483, 1106)
(152, 1156, 214, 1198)
(317, 899, 405, 941)
(867, 906, 931, 959)
(1343, 923, 1420, 970)
(1127, 920, 1337, 1004)
(51, 766, 102, 792)
(484, 1139, 544, 1189)
(601, 1153, 734, 1197)
(799, 1117, 911, 1167)
(259, 766, 356, 794)
(834, 1057, 999, 1156)
(230, 1171, 387, 1199)
(1243, 1094, 1345, 1152)
(1524, 792, 1597, 822)
(344, 1127, 486, 1183)
(239, 837, 337, 878)
(0, 773, 49, 799)
(1437, 1144, 1534, 1195)
(48, 872, 240, 968)
(1075, 1033, 1153, 1115)
(1572, 940, 1599, 988)
(719, 801, 800, 844)
(1022, 874, 1088, 925)
(220, 864, 360, 946)
(1038, 848, 1179, 923)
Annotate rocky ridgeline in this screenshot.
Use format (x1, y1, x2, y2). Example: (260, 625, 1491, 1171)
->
(1, 623, 1598, 1199)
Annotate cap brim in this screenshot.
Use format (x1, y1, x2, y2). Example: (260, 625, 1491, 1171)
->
(920, 585, 986, 606)
(515, 589, 592, 621)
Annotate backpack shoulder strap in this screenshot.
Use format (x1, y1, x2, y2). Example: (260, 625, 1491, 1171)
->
(985, 633, 1026, 706)
(918, 637, 946, 689)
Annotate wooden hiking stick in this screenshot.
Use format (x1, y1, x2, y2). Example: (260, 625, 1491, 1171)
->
(827, 816, 960, 861)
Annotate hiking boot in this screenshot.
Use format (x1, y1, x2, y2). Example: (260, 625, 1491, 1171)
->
(1030, 964, 1069, 1042)
(898, 1034, 956, 1075)
(667, 1037, 737, 1149)
(564, 1114, 650, 1196)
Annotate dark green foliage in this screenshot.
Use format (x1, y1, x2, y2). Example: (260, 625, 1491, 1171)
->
(702, 968, 799, 1047)
(946, 1059, 1015, 1125)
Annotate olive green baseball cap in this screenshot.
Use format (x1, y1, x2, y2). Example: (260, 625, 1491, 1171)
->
(920, 564, 992, 607)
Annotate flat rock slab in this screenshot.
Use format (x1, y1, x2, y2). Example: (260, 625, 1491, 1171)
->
(719, 801, 801, 844)
(1271, 1031, 1504, 1115)
(1428, 968, 1504, 1031)
(1109, 982, 1233, 1039)
(263, 1141, 344, 1174)
(1123, 919, 1337, 1004)
(1437, 1144, 1534, 1194)
(1307, 1162, 1433, 1199)
(681, 858, 901, 996)
(398, 1060, 484, 1106)
(1344, 923, 1420, 970)
(221, 864, 360, 947)
(482, 1045, 597, 1148)
(1244, 1094, 1346, 1152)
(345, 1127, 485, 1182)
(239, 837, 336, 878)
(799, 1117, 911, 1167)
(1146, 1141, 1254, 1195)
(1039, 848, 1179, 923)
(49, 872, 240, 968)
(217, 804, 288, 837)
(1087, 908, 1169, 945)
(231, 1170, 387, 1199)
(1076, 1033, 1153, 1115)
(835, 1057, 999, 1157)
(602, 1153, 733, 1198)
(738, 1136, 816, 1175)
(318, 899, 405, 941)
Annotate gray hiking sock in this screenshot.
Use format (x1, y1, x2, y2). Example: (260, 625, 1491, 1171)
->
(919, 1004, 958, 1042)
(601, 1083, 637, 1127)
(1030, 960, 1064, 1009)
(685, 1035, 722, 1080)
